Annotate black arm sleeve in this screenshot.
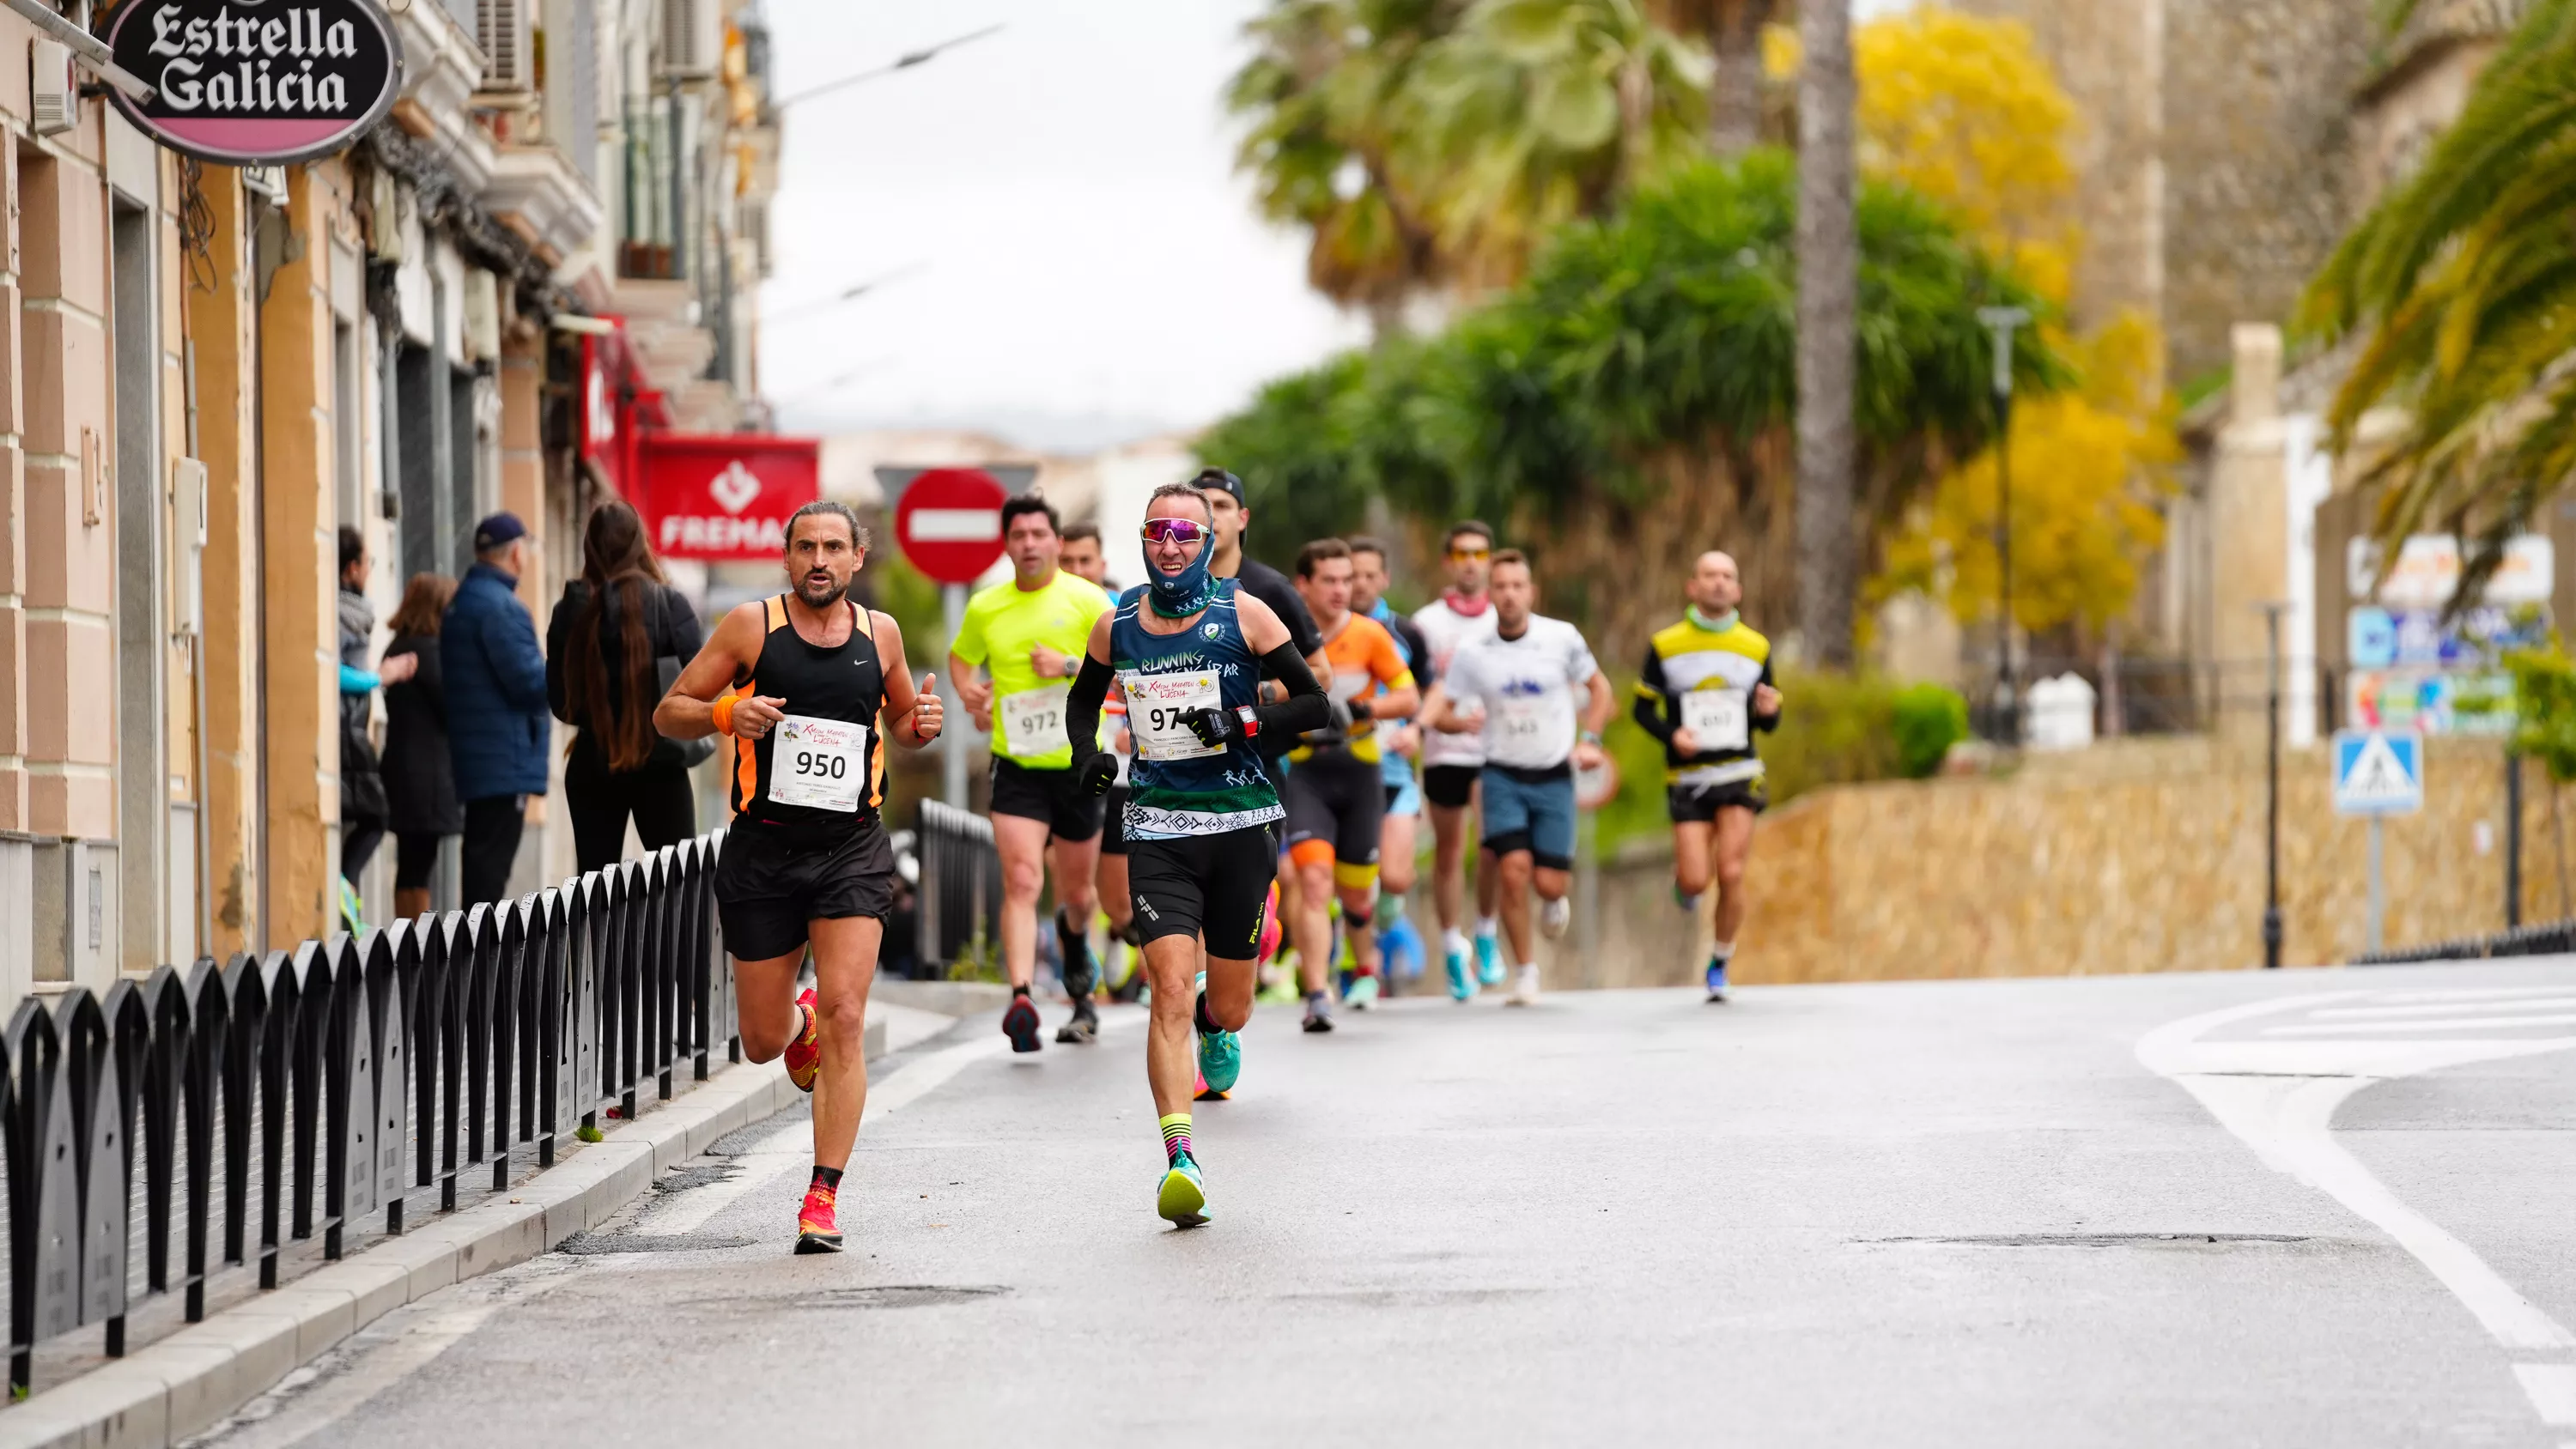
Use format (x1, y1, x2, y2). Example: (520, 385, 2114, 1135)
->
(1256, 640, 1331, 739)
(1753, 657, 1782, 732)
(1633, 691, 1674, 744)
(1066, 652, 1115, 758)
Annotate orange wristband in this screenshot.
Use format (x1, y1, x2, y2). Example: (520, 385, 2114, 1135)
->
(712, 694, 738, 737)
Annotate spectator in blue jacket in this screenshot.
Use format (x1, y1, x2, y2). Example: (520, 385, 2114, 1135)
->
(442, 512, 551, 906)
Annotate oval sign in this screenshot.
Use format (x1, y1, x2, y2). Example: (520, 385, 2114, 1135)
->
(106, 0, 404, 167)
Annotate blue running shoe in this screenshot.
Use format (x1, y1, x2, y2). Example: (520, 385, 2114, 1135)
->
(1705, 957, 1729, 1003)
(1444, 944, 1473, 1001)
(1381, 916, 1425, 980)
(1474, 933, 1504, 988)
(1158, 1154, 1208, 1228)
(1198, 1027, 1242, 1094)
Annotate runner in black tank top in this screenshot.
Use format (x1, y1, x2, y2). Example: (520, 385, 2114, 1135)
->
(729, 592, 890, 831)
(654, 500, 943, 1255)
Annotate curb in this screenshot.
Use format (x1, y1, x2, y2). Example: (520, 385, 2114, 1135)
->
(0, 1052, 821, 1449)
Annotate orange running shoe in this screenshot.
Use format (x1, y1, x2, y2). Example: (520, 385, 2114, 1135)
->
(783, 988, 822, 1093)
(794, 1183, 843, 1254)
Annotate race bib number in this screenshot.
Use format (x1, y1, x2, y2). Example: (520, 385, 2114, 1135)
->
(999, 684, 1069, 758)
(1492, 694, 1551, 749)
(1681, 688, 1749, 752)
(1123, 671, 1224, 761)
(769, 714, 867, 813)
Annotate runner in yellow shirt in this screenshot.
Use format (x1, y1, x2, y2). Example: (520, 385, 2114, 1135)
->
(949, 495, 1115, 1047)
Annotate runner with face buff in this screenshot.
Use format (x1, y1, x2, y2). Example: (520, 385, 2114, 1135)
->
(1063, 482, 1332, 1227)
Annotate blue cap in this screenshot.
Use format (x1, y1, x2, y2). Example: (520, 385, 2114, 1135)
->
(472, 512, 528, 550)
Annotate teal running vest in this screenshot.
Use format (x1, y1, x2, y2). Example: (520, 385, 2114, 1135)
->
(1109, 580, 1284, 840)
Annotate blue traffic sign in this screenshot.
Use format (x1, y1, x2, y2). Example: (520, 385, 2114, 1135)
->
(2333, 730, 2423, 816)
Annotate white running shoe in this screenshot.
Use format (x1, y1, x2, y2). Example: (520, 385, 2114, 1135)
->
(1539, 896, 1571, 940)
(1505, 963, 1541, 1006)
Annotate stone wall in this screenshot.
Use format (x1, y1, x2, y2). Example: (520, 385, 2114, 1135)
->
(1734, 735, 2549, 984)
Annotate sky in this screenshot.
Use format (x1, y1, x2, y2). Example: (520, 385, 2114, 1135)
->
(757, 0, 1914, 455)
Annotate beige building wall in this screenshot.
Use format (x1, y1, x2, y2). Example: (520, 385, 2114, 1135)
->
(2206, 324, 2289, 741)
(191, 171, 264, 958)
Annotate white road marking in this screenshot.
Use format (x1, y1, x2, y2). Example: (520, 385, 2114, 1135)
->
(2517, 1365, 2576, 1427)
(2263, 1012, 2576, 1036)
(2139, 985, 2576, 1434)
(2312, 997, 2576, 1020)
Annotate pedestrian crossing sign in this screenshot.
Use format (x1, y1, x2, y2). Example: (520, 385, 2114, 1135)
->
(2333, 730, 2423, 816)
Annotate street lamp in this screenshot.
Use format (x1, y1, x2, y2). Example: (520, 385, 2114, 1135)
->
(2259, 600, 2289, 969)
(768, 24, 1006, 111)
(1978, 306, 2031, 744)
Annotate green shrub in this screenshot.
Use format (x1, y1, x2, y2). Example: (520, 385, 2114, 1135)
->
(1890, 682, 1970, 779)
(1762, 669, 1909, 806)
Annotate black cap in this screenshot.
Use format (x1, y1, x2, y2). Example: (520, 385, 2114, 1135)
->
(1193, 467, 1245, 507)
(472, 512, 528, 550)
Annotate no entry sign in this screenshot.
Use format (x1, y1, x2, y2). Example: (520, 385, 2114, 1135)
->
(894, 468, 1009, 584)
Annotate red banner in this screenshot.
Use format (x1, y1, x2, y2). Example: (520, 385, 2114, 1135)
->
(638, 433, 823, 561)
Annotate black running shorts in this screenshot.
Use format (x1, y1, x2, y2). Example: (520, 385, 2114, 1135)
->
(714, 815, 896, 962)
(1098, 783, 1130, 858)
(1422, 763, 1479, 811)
(1668, 777, 1767, 822)
(1127, 824, 1279, 959)
(1284, 752, 1383, 867)
(989, 756, 1106, 842)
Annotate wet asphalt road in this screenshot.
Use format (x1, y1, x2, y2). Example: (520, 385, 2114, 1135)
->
(191, 961, 2576, 1448)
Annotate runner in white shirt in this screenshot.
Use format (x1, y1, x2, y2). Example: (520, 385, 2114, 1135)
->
(1416, 549, 1613, 1006)
(1411, 522, 1504, 999)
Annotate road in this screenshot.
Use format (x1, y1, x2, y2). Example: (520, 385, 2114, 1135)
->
(187, 962, 2576, 1447)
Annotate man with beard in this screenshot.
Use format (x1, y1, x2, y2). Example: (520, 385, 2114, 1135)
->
(656, 500, 945, 1253)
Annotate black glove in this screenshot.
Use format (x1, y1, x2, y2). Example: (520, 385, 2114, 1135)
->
(1324, 697, 1358, 732)
(1075, 750, 1119, 797)
(1185, 706, 1247, 749)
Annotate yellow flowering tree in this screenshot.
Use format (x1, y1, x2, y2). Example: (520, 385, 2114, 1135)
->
(1854, 6, 2178, 643)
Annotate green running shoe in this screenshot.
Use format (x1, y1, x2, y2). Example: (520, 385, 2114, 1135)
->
(1198, 1025, 1242, 1094)
(1157, 1154, 1208, 1228)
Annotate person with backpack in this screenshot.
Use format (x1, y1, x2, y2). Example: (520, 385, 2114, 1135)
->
(548, 500, 708, 873)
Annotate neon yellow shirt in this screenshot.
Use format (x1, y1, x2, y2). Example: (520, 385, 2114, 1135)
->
(951, 570, 1113, 768)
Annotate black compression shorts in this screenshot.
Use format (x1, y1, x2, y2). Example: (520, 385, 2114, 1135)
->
(1127, 824, 1279, 960)
(1099, 783, 1130, 857)
(1284, 753, 1383, 867)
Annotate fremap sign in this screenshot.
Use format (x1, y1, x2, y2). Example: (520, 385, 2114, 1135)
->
(106, 0, 403, 167)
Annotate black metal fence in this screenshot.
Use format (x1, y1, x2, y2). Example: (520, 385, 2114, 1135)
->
(915, 801, 1000, 973)
(2354, 919, 2576, 965)
(1, 832, 738, 1394)
(1966, 657, 2354, 743)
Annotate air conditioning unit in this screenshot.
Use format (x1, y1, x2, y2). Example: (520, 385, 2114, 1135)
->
(31, 39, 75, 136)
(660, 0, 722, 78)
(478, 0, 532, 89)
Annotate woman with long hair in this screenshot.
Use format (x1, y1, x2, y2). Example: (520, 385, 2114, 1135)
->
(547, 500, 705, 871)
(381, 573, 461, 919)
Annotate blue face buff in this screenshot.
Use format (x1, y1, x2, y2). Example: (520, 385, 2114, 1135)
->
(1148, 538, 1218, 617)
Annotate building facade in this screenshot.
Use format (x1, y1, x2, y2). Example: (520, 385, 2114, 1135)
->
(0, 0, 781, 1001)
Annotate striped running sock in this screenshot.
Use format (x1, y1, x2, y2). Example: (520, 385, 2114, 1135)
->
(1160, 1113, 1193, 1166)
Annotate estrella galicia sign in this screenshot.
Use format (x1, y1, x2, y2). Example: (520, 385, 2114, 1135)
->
(106, 0, 403, 167)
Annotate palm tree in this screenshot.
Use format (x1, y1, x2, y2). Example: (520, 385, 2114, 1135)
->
(1226, 0, 1465, 338)
(2300, 0, 2576, 593)
(1794, 0, 1859, 667)
(1652, 0, 1777, 153)
(1402, 0, 1712, 290)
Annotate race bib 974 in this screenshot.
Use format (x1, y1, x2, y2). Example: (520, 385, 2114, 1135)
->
(1123, 671, 1224, 761)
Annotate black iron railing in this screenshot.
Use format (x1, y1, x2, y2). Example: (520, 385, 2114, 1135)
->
(915, 801, 999, 974)
(2, 832, 738, 1394)
(2354, 919, 2576, 965)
